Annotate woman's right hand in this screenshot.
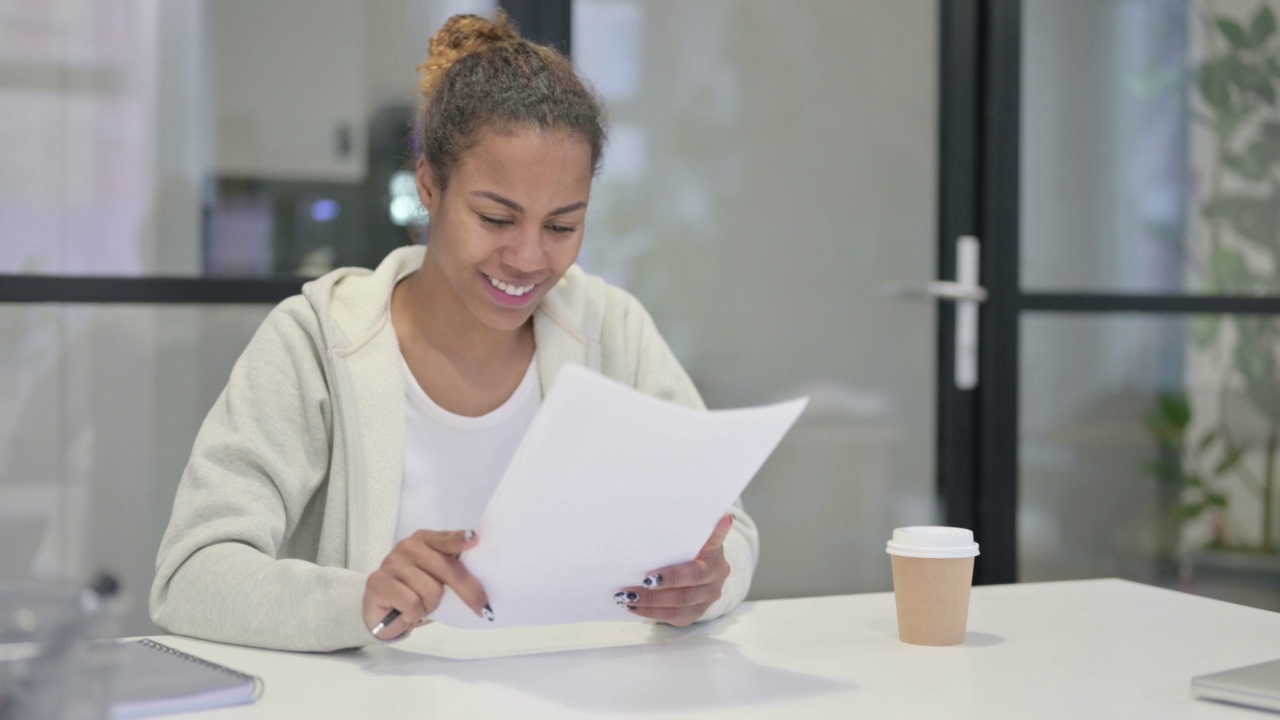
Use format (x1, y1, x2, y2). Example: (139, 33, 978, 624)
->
(362, 529, 492, 640)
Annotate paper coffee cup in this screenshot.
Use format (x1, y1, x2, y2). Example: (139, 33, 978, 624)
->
(886, 527, 979, 646)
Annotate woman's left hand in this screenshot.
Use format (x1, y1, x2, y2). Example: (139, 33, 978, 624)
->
(615, 514, 734, 627)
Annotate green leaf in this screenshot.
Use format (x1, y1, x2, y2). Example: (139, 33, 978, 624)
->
(1178, 500, 1209, 520)
(1200, 58, 1234, 113)
(1252, 6, 1277, 46)
(1159, 393, 1192, 429)
(1206, 492, 1230, 508)
(1204, 194, 1280, 248)
(1219, 18, 1254, 49)
(1270, 57, 1280, 79)
(1236, 62, 1276, 105)
(1191, 315, 1222, 348)
(1210, 245, 1253, 291)
(1214, 445, 1246, 474)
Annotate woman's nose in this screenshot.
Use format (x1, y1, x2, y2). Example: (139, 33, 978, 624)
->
(504, 226, 546, 272)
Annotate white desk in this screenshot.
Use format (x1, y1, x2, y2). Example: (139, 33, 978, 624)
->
(152, 579, 1280, 719)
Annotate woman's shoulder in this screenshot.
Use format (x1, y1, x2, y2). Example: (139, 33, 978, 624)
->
(231, 295, 329, 378)
(283, 246, 424, 351)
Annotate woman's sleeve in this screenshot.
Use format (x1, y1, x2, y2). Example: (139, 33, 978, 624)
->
(606, 291, 761, 623)
(149, 298, 372, 651)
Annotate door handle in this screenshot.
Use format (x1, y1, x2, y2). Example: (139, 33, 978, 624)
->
(880, 236, 983, 390)
(880, 280, 987, 303)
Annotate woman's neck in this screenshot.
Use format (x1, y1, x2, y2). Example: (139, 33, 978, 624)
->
(396, 264, 532, 366)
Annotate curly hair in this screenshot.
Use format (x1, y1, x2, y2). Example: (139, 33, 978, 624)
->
(415, 11, 607, 190)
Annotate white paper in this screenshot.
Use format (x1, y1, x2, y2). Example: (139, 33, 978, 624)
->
(431, 364, 807, 629)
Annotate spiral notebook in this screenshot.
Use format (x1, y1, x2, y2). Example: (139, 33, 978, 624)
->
(109, 639, 262, 719)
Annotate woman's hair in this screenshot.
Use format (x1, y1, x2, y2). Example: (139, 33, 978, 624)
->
(416, 11, 607, 190)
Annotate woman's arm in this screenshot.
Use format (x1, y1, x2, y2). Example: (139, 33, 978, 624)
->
(149, 298, 371, 651)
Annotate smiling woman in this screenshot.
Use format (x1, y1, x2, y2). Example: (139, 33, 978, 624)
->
(147, 10, 761, 652)
(400, 128, 594, 342)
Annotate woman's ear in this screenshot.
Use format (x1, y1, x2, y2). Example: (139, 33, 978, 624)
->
(416, 156, 440, 216)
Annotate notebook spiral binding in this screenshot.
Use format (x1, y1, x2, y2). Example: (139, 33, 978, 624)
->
(137, 639, 265, 699)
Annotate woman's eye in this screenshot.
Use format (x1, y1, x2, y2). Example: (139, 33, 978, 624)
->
(480, 215, 512, 227)
(547, 224, 575, 234)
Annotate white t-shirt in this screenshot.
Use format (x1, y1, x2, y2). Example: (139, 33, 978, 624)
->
(393, 354, 541, 543)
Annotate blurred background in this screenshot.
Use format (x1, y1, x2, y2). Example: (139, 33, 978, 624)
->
(1, 0, 1278, 638)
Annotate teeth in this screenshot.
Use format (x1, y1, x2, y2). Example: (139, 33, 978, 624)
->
(487, 275, 536, 297)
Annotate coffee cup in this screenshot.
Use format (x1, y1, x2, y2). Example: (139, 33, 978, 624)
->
(885, 526, 979, 646)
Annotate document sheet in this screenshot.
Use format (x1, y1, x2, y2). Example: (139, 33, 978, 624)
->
(431, 364, 807, 629)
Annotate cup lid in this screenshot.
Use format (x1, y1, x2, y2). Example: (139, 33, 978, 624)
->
(885, 526, 980, 559)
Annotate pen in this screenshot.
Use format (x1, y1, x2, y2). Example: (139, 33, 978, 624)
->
(371, 609, 400, 637)
(371, 603, 496, 636)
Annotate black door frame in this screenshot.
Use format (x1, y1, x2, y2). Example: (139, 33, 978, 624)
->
(938, 0, 1022, 586)
(937, 0, 984, 575)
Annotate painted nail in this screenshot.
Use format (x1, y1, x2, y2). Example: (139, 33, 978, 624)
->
(481, 604, 494, 622)
(463, 529, 476, 542)
(642, 574, 663, 589)
(626, 605, 637, 611)
(614, 591, 639, 605)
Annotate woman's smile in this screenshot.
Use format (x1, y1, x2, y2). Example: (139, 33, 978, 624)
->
(482, 271, 542, 308)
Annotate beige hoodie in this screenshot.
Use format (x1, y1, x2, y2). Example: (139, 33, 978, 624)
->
(150, 246, 759, 651)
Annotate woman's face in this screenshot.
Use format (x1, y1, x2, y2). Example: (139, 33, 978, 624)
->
(416, 127, 593, 335)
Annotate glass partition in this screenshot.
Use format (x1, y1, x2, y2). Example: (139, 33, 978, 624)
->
(0, 304, 273, 636)
(1021, 312, 1280, 611)
(1022, 0, 1280, 298)
(574, 0, 941, 599)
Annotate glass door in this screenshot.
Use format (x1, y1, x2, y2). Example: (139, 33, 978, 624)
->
(976, 0, 1280, 609)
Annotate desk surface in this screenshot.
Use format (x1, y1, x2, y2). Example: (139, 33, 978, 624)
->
(151, 579, 1279, 719)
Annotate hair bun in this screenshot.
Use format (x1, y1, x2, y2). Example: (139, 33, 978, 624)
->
(418, 11, 521, 100)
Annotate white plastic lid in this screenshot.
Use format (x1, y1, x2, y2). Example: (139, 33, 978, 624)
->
(885, 526, 980, 559)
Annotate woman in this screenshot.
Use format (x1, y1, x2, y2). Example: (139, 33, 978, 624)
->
(150, 11, 758, 652)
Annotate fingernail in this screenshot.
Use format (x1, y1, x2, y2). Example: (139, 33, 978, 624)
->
(642, 574, 663, 589)
(614, 591, 639, 605)
(626, 605, 637, 611)
(481, 604, 494, 622)
(463, 529, 476, 542)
